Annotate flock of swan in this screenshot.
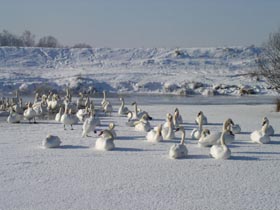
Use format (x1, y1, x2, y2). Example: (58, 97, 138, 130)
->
(0, 89, 276, 160)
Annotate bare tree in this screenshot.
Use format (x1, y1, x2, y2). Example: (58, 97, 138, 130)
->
(72, 43, 92, 48)
(20, 30, 35, 47)
(257, 29, 280, 92)
(37, 36, 61, 48)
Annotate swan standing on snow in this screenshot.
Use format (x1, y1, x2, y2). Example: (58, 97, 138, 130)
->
(162, 114, 175, 140)
(23, 102, 37, 123)
(173, 108, 183, 128)
(60, 109, 78, 130)
(169, 126, 188, 159)
(118, 97, 129, 116)
(95, 129, 115, 151)
(210, 131, 231, 160)
(262, 117, 274, 136)
(7, 108, 21, 123)
(191, 112, 203, 140)
(146, 124, 163, 142)
(82, 112, 98, 137)
(195, 111, 208, 125)
(250, 118, 271, 144)
(42, 135, 62, 148)
(134, 114, 152, 132)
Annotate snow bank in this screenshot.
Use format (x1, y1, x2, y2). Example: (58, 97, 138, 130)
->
(0, 46, 276, 96)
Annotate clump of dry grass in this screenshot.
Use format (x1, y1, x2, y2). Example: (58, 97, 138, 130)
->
(276, 98, 280, 112)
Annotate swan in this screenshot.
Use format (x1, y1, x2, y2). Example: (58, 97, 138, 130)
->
(169, 126, 188, 159)
(82, 112, 98, 137)
(42, 135, 62, 148)
(103, 101, 113, 116)
(250, 118, 271, 144)
(210, 131, 231, 160)
(95, 129, 115, 151)
(198, 119, 235, 147)
(195, 111, 208, 125)
(130, 102, 152, 120)
(118, 97, 130, 116)
(7, 108, 21, 123)
(55, 107, 63, 122)
(191, 112, 203, 140)
(125, 111, 138, 127)
(60, 109, 78, 130)
(262, 117, 274, 136)
(108, 122, 117, 138)
(146, 124, 163, 142)
(173, 108, 183, 128)
(134, 114, 152, 132)
(163, 113, 175, 129)
(161, 114, 175, 140)
(23, 102, 37, 123)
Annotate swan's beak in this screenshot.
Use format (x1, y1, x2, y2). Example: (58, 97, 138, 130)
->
(98, 131, 104, 136)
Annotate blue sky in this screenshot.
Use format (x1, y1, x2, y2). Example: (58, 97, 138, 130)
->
(0, 0, 279, 48)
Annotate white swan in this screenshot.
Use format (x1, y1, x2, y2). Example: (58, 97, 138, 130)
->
(191, 112, 203, 140)
(118, 97, 129, 116)
(60, 109, 78, 130)
(162, 114, 175, 140)
(195, 111, 208, 125)
(250, 118, 271, 144)
(108, 122, 117, 138)
(55, 107, 63, 122)
(42, 135, 62, 148)
(103, 101, 113, 116)
(95, 129, 115, 151)
(130, 102, 152, 120)
(198, 118, 235, 147)
(169, 126, 188, 159)
(173, 108, 183, 128)
(262, 117, 274, 136)
(210, 131, 231, 160)
(82, 112, 98, 137)
(146, 124, 163, 142)
(23, 102, 37, 123)
(7, 108, 21, 123)
(134, 114, 152, 132)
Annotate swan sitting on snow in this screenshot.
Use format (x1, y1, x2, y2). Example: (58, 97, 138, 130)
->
(198, 118, 235, 147)
(108, 122, 117, 138)
(118, 97, 129, 116)
(82, 112, 98, 137)
(250, 118, 271, 144)
(210, 131, 231, 160)
(262, 117, 274, 136)
(130, 102, 152, 120)
(195, 111, 208, 125)
(7, 108, 21, 123)
(169, 126, 188, 159)
(23, 102, 37, 123)
(146, 124, 163, 142)
(95, 129, 115, 151)
(134, 114, 152, 132)
(191, 112, 203, 140)
(42, 135, 62, 148)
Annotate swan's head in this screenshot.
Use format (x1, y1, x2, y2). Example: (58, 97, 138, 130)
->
(262, 117, 269, 125)
(197, 111, 203, 117)
(141, 113, 149, 120)
(174, 108, 179, 113)
(226, 118, 234, 125)
(202, 129, 210, 136)
(131, 101, 137, 106)
(175, 126, 185, 132)
(109, 122, 115, 130)
(166, 113, 172, 121)
(99, 129, 113, 139)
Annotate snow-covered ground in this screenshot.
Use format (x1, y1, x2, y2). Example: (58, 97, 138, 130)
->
(0, 46, 277, 96)
(1, 97, 280, 210)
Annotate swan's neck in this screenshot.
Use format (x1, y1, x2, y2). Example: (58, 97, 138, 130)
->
(180, 129, 185, 144)
(261, 122, 268, 134)
(223, 120, 230, 131)
(121, 99, 124, 108)
(134, 103, 138, 114)
(198, 116, 203, 131)
(220, 132, 228, 150)
(103, 92, 106, 101)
